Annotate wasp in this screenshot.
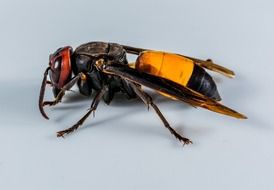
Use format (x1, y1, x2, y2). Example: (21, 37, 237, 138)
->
(39, 42, 247, 144)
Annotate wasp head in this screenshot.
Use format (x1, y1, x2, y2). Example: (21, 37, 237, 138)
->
(39, 46, 73, 119)
(48, 46, 73, 97)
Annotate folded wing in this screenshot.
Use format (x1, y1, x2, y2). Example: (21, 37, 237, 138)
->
(102, 63, 246, 119)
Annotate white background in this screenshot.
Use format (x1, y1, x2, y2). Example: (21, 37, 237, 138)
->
(0, 0, 273, 189)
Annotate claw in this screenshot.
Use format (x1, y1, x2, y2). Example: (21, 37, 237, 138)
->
(57, 132, 65, 138)
(56, 124, 79, 138)
(181, 138, 193, 145)
(176, 135, 192, 145)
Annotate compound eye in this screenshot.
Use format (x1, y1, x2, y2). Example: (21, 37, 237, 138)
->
(49, 56, 62, 86)
(48, 46, 72, 90)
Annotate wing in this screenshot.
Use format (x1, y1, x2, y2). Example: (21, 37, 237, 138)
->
(181, 55, 235, 78)
(102, 63, 246, 119)
(122, 45, 235, 78)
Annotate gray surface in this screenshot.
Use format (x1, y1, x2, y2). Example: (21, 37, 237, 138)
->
(0, 0, 274, 189)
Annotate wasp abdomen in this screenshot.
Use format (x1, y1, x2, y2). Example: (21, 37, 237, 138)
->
(187, 65, 221, 101)
(135, 51, 221, 101)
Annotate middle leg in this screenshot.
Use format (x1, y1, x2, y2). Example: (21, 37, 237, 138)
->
(56, 86, 107, 137)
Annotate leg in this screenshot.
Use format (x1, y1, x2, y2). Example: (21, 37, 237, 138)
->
(43, 73, 84, 107)
(56, 87, 106, 137)
(129, 82, 192, 145)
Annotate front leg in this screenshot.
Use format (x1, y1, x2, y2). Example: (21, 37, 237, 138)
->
(42, 91, 64, 107)
(42, 74, 81, 106)
(57, 86, 107, 137)
(39, 72, 85, 119)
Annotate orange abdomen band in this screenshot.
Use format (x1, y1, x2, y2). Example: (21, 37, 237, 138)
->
(135, 51, 194, 86)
